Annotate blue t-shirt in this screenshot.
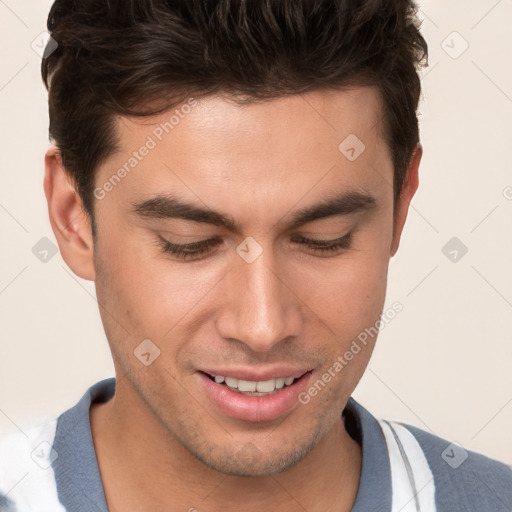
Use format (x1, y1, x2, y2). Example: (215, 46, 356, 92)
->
(1, 378, 511, 511)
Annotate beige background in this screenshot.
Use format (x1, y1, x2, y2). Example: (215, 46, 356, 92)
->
(1, 0, 511, 464)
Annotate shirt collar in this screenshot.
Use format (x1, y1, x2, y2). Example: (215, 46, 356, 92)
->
(53, 378, 391, 511)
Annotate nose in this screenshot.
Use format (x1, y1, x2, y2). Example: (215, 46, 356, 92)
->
(216, 245, 303, 352)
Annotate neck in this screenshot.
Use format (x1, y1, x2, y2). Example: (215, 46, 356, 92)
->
(90, 383, 361, 512)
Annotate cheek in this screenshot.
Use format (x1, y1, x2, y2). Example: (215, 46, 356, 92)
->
(289, 244, 389, 337)
(94, 235, 225, 343)
(336, 223, 392, 322)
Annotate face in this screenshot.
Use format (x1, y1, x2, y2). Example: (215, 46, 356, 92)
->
(82, 87, 411, 476)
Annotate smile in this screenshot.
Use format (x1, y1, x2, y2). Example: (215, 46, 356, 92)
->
(205, 373, 302, 396)
(197, 370, 313, 422)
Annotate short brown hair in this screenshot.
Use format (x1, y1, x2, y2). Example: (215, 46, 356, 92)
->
(42, 0, 428, 232)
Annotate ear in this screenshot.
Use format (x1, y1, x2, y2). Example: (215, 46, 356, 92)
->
(390, 144, 422, 257)
(44, 145, 96, 281)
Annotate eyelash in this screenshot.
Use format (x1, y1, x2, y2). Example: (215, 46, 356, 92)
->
(292, 233, 353, 254)
(158, 236, 221, 260)
(157, 233, 353, 260)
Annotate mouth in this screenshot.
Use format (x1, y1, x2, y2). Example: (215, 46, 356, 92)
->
(197, 369, 313, 422)
(200, 371, 306, 397)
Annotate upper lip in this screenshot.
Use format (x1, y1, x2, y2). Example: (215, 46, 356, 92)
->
(199, 367, 312, 382)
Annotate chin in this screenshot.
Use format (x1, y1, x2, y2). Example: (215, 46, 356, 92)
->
(189, 438, 318, 477)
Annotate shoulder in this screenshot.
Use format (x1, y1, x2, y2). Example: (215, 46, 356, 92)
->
(0, 379, 115, 511)
(383, 419, 512, 511)
(0, 418, 66, 511)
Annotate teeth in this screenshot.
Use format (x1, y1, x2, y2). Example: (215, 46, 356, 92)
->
(225, 377, 238, 388)
(256, 379, 275, 393)
(238, 379, 257, 392)
(211, 375, 298, 393)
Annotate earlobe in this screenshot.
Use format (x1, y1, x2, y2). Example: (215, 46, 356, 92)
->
(390, 144, 422, 257)
(44, 146, 96, 281)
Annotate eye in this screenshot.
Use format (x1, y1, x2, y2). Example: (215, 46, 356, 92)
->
(157, 235, 222, 260)
(157, 232, 353, 261)
(291, 232, 353, 256)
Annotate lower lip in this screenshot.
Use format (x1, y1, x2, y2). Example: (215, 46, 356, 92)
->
(197, 371, 312, 422)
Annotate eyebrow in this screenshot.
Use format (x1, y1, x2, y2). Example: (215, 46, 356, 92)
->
(131, 189, 377, 234)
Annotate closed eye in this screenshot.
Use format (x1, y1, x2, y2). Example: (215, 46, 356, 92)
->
(157, 236, 221, 260)
(157, 232, 353, 260)
(291, 232, 352, 255)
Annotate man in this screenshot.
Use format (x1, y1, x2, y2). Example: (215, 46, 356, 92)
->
(1, 0, 511, 511)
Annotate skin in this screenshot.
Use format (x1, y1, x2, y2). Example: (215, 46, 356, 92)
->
(44, 86, 420, 511)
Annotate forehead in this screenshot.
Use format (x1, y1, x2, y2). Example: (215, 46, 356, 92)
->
(117, 86, 385, 147)
(97, 87, 392, 218)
